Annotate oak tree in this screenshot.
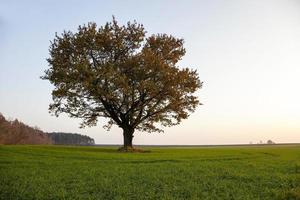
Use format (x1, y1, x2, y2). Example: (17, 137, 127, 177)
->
(42, 18, 202, 150)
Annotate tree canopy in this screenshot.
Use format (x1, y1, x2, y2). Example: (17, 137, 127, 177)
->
(42, 17, 202, 150)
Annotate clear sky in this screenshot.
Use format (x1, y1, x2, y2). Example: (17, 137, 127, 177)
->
(1, 0, 299, 145)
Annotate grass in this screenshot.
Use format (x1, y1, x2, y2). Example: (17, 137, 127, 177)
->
(0, 145, 300, 199)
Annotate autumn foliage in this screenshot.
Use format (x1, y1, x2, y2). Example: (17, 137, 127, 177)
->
(42, 17, 202, 150)
(0, 113, 52, 144)
(0, 113, 95, 145)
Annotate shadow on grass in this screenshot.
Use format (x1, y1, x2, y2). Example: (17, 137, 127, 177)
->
(39, 145, 121, 153)
(123, 159, 181, 164)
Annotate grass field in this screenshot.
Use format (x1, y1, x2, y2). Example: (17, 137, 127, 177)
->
(0, 145, 299, 199)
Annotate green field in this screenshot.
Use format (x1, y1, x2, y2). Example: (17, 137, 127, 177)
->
(0, 145, 299, 200)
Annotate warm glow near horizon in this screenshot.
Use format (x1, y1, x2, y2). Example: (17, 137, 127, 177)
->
(0, 0, 299, 144)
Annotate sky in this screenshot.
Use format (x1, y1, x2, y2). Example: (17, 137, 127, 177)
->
(0, 0, 300, 145)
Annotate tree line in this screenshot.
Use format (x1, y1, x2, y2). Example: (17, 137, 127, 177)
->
(0, 113, 94, 145)
(0, 113, 52, 144)
(47, 132, 94, 145)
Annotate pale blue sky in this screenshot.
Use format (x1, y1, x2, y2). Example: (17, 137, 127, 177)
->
(1, 0, 300, 145)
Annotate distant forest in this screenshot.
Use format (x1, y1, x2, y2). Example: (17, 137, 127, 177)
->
(0, 113, 51, 144)
(47, 132, 95, 145)
(0, 113, 95, 145)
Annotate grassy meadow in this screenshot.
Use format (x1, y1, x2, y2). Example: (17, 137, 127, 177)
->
(0, 145, 299, 199)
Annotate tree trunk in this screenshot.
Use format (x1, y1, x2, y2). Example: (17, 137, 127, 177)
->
(122, 127, 134, 149)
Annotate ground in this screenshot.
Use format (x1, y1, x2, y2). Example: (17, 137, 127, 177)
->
(0, 145, 299, 199)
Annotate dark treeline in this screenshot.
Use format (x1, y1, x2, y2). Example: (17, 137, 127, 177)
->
(47, 132, 95, 145)
(0, 113, 52, 144)
(0, 113, 95, 145)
